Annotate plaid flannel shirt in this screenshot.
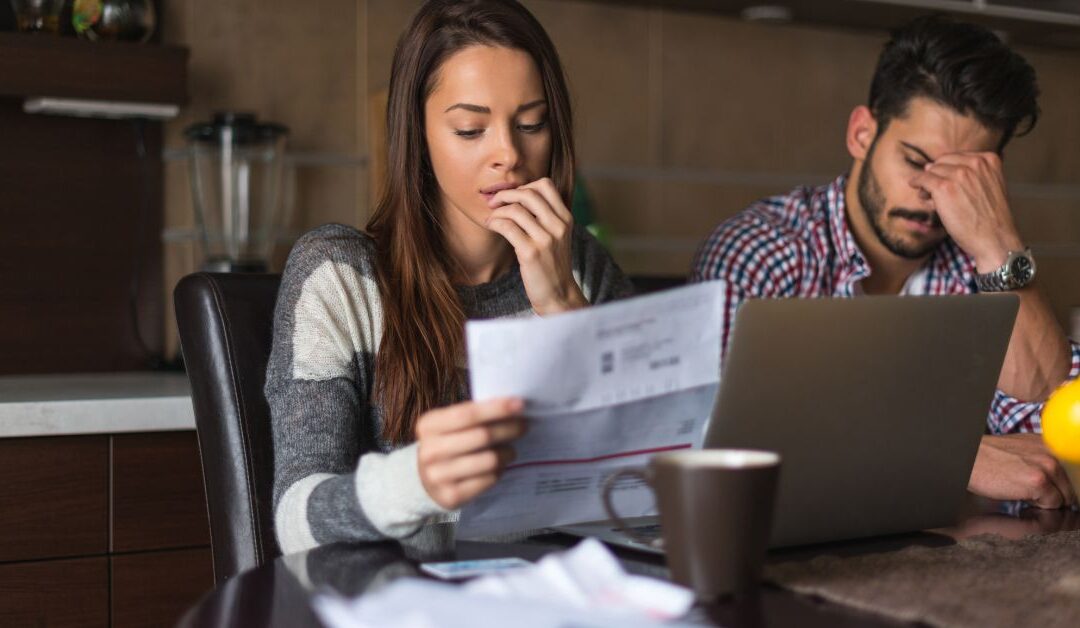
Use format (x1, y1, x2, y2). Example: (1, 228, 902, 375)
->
(690, 175, 1080, 434)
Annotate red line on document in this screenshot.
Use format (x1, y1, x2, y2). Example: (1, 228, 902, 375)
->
(505, 443, 693, 471)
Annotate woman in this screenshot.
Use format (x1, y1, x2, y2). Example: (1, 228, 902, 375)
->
(266, 0, 633, 554)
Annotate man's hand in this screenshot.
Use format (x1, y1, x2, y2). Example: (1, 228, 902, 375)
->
(968, 434, 1077, 508)
(910, 151, 1023, 271)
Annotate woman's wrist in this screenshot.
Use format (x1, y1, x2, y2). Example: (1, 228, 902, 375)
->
(534, 284, 588, 315)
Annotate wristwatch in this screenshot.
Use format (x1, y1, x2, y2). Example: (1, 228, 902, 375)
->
(974, 248, 1037, 292)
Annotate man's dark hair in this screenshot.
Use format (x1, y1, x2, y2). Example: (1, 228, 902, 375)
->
(868, 14, 1039, 151)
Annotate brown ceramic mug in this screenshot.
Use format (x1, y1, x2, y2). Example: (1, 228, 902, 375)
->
(602, 449, 781, 600)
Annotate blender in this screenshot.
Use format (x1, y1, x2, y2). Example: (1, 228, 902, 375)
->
(185, 112, 289, 272)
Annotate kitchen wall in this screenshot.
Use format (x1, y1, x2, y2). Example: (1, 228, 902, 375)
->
(160, 0, 1080, 352)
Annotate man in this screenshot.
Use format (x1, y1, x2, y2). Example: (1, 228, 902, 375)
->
(692, 15, 1079, 508)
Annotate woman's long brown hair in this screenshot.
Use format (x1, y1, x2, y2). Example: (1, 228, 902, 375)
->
(367, 0, 576, 444)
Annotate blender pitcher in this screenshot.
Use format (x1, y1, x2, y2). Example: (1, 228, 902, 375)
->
(185, 112, 289, 272)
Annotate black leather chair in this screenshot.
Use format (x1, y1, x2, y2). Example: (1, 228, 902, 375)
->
(175, 272, 282, 583)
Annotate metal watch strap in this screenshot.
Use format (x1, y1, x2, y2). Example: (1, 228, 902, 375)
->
(975, 248, 1034, 292)
(975, 266, 1007, 292)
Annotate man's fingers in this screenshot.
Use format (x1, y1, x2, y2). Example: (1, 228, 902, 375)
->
(923, 162, 967, 179)
(911, 166, 951, 190)
(1048, 461, 1078, 507)
(933, 151, 1002, 174)
(1029, 482, 1066, 509)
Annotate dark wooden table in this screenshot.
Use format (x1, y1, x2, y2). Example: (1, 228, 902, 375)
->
(179, 499, 1080, 627)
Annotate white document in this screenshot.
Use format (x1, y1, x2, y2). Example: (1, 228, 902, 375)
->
(313, 539, 696, 628)
(458, 281, 726, 539)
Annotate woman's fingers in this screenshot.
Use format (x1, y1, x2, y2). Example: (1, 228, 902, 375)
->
(437, 473, 501, 508)
(490, 187, 567, 238)
(486, 214, 536, 258)
(416, 397, 523, 439)
(520, 177, 573, 224)
(489, 202, 551, 244)
(422, 418, 527, 463)
(424, 446, 517, 486)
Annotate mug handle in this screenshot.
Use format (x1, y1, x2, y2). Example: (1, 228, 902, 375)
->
(601, 468, 663, 548)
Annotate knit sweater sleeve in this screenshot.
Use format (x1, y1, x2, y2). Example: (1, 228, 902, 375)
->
(265, 225, 447, 554)
(571, 225, 635, 304)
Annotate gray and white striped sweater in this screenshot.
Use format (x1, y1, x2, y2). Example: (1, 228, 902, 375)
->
(265, 223, 633, 555)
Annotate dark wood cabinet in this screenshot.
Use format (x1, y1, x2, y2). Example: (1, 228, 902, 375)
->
(0, 431, 212, 627)
(111, 548, 213, 628)
(0, 436, 108, 562)
(0, 557, 109, 628)
(112, 432, 211, 552)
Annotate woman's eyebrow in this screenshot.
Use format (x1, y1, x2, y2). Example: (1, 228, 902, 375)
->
(443, 99, 546, 114)
(516, 99, 546, 113)
(444, 103, 489, 113)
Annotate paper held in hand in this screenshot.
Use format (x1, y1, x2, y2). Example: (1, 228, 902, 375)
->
(458, 281, 727, 539)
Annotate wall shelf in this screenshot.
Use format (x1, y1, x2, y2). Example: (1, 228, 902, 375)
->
(586, 0, 1080, 49)
(0, 32, 187, 104)
(0, 33, 187, 375)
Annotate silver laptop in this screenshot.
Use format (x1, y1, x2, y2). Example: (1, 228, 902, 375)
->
(557, 293, 1019, 552)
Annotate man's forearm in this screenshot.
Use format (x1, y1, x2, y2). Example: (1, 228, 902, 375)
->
(996, 284, 1070, 401)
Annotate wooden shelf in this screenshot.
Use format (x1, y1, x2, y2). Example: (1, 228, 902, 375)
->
(0, 32, 187, 104)
(582, 0, 1080, 49)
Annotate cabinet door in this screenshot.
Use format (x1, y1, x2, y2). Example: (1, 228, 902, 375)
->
(0, 556, 108, 627)
(111, 431, 211, 552)
(111, 548, 213, 628)
(0, 435, 108, 562)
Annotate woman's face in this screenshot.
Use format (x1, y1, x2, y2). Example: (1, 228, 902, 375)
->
(424, 45, 552, 238)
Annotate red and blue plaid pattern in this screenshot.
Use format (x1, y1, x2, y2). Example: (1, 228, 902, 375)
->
(690, 175, 1080, 434)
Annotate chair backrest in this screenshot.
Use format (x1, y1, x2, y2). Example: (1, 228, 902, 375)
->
(174, 272, 282, 583)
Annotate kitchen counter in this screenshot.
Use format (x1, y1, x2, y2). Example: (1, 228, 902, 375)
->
(0, 372, 194, 438)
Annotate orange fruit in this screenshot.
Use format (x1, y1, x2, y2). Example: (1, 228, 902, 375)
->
(1042, 378, 1080, 464)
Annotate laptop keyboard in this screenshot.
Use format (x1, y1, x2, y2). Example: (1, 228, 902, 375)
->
(618, 523, 662, 541)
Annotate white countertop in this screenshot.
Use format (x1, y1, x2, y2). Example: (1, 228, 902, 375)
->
(0, 372, 195, 438)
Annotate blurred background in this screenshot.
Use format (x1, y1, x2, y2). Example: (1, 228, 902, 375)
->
(160, 0, 1080, 362)
(4, 0, 1080, 367)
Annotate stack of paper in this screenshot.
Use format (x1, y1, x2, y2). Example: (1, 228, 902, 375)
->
(312, 539, 696, 628)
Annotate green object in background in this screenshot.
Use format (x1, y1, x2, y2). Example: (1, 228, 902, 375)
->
(571, 174, 610, 247)
(72, 0, 103, 34)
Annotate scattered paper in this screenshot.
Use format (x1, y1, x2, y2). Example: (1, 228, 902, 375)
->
(459, 282, 726, 538)
(312, 539, 696, 628)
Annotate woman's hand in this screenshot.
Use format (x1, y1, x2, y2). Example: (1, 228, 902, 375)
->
(415, 397, 527, 510)
(485, 177, 588, 315)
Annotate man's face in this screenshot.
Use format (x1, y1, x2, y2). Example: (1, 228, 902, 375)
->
(855, 97, 1002, 259)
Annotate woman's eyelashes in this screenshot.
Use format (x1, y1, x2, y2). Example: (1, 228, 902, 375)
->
(517, 120, 547, 133)
(452, 119, 548, 139)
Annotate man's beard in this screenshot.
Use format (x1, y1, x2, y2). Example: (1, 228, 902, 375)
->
(857, 142, 944, 260)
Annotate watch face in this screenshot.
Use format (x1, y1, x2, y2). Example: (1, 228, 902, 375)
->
(1010, 255, 1034, 284)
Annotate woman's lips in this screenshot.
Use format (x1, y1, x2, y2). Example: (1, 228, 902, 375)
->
(480, 182, 522, 205)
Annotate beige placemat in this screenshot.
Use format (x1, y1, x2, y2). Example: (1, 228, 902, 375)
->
(765, 531, 1080, 628)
